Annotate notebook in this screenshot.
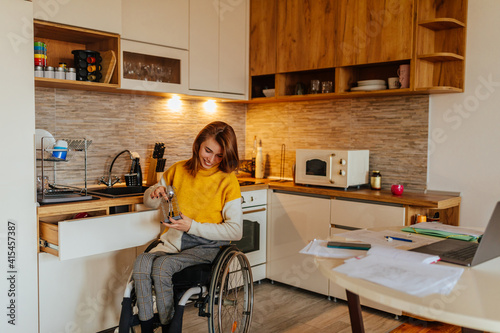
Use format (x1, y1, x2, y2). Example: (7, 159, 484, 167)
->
(411, 202, 500, 266)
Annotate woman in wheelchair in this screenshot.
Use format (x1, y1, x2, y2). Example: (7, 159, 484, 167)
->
(133, 121, 243, 333)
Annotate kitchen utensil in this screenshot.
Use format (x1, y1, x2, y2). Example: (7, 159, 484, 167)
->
(160, 186, 181, 223)
(52, 139, 68, 160)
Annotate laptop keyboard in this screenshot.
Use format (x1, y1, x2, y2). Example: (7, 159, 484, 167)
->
(442, 243, 478, 261)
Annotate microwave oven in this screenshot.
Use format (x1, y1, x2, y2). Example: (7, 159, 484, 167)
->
(295, 149, 369, 188)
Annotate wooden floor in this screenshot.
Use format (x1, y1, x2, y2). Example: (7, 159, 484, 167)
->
(182, 279, 404, 333)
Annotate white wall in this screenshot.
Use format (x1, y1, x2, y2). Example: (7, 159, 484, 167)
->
(0, 1, 38, 333)
(428, 0, 500, 228)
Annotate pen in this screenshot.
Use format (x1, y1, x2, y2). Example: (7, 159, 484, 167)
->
(385, 236, 413, 243)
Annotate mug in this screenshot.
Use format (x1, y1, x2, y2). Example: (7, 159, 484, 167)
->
(388, 77, 400, 89)
(397, 64, 410, 89)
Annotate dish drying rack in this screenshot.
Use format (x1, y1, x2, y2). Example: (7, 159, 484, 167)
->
(37, 137, 94, 204)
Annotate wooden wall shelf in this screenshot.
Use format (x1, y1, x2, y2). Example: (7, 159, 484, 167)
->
(34, 20, 121, 90)
(419, 18, 465, 30)
(418, 53, 464, 62)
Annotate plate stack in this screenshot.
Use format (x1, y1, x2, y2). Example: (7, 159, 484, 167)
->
(351, 79, 387, 92)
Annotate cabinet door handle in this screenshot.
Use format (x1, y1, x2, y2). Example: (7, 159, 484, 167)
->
(243, 207, 266, 215)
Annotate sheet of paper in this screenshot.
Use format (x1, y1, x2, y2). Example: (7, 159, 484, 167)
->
(299, 239, 367, 258)
(336, 229, 437, 249)
(334, 255, 464, 296)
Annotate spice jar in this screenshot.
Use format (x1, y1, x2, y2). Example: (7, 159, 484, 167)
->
(43, 66, 54, 79)
(370, 170, 381, 190)
(55, 67, 66, 80)
(66, 68, 76, 80)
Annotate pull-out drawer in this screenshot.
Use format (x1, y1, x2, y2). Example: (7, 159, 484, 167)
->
(39, 209, 161, 260)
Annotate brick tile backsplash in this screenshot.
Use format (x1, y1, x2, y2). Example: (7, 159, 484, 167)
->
(36, 88, 428, 191)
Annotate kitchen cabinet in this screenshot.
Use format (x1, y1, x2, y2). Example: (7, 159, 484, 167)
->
(121, 0, 188, 50)
(335, 0, 414, 67)
(248, 0, 467, 101)
(328, 198, 404, 315)
(39, 249, 136, 332)
(120, 39, 188, 94)
(189, 0, 248, 99)
(276, 0, 335, 73)
(249, 0, 277, 76)
(267, 191, 330, 295)
(33, 0, 122, 34)
(33, 20, 121, 91)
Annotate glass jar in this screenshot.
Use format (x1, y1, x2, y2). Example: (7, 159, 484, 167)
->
(370, 171, 381, 190)
(55, 67, 66, 80)
(66, 68, 76, 80)
(34, 66, 44, 78)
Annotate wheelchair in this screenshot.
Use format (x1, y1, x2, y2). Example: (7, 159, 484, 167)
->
(116, 240, 254, 333)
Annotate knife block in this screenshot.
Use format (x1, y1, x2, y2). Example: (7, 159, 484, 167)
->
(146, 157, 164, 186)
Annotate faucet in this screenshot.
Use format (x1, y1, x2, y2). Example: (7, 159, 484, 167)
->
(99, 150, 133, 187)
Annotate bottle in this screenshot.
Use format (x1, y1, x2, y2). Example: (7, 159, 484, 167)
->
(370, 171, 381, 190)
(251, 136, 257, 177)
(255, 140, 264, 179)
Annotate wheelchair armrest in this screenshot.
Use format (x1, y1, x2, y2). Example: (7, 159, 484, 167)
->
(144, 239, 162, 253)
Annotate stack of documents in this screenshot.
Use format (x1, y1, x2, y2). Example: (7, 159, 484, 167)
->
(300, 239, 367, 258)
(334, 247, 464, 297)
(402, 222, 482, 241)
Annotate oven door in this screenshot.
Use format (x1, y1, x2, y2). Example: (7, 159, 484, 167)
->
(235, 206, 266, 267)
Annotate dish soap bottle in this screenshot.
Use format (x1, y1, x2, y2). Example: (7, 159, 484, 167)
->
(255, 140, 264, 179)
(251, 136, 257, 177)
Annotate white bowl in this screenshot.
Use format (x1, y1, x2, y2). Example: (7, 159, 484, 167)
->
(262, 88, 275, 97)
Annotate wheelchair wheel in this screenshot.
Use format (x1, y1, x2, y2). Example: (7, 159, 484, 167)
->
(208, 249, 253, 333)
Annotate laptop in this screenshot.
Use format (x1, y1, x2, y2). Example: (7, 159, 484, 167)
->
(411, 202, 500, 266)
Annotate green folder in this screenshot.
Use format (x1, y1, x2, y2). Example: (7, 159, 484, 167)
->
(401, 227, 479, 242)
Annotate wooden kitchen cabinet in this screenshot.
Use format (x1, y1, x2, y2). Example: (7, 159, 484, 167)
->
(267, 191, 330, 295)
(276, 0, 335, 73)
(33, 0, 122, 34)
(189, 0, 248, 99)
(335, 0, 414, 67)
(250, 0, 277, 76)
(121, 0, 189, 50)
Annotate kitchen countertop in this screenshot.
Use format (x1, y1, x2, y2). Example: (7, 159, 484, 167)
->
(38, 179, 461, 222)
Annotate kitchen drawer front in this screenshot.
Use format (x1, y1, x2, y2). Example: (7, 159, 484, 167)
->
(331, 198, 405, 230)
(40, 209, 161, 260)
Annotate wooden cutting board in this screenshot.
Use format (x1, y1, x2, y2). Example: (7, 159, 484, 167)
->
(100, 50, 116, 84)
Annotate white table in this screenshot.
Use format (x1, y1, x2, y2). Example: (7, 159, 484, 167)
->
(316, 250, 500, 333)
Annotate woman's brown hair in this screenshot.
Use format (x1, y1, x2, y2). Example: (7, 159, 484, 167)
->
(184, 121, 239, 176)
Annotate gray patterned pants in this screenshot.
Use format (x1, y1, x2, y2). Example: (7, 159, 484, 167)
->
(132, 233, 228, 325)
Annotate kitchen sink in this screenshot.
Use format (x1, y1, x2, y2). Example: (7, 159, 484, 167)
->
(87, 185, 148, 198)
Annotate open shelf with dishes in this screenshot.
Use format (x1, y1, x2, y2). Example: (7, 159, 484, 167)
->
(33, 20, 120, 91)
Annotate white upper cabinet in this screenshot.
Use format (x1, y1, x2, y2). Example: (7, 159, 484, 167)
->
(189, 0, 248, 98)
(121, 0, 189, 50)
(33, 0, 122, 34)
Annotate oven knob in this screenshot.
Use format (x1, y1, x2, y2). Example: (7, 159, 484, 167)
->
(339, 159, 346, 165)
(241, 196, 245, 204)
(339, 170, 346, 176)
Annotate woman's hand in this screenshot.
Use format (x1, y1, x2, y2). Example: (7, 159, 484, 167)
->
(151, 186, 167, 199)
(162, 212, 192, 232)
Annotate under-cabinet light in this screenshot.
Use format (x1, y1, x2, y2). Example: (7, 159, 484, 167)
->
(203, 99, 217, 113)
(167, 95, 182, 111)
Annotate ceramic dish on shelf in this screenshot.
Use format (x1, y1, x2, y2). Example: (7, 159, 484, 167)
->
(357, 79, 386, 86)
(351, 85, 387, 92)
(35, 129, 55, 159)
